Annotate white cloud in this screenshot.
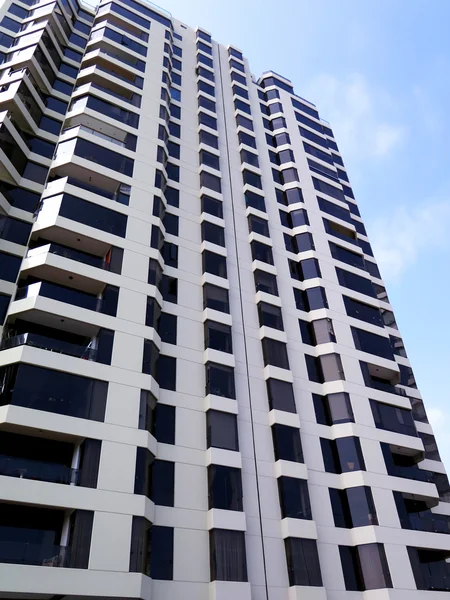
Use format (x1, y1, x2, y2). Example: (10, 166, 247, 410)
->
(303, 73, 406, 159)
(369, 200, 450, 281)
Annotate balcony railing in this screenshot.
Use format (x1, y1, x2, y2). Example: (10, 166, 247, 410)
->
(369, 377, 407, 397)
(65, 176, 130, 205)
(14, 280, 118, 317)
(0, 454, 78, 485)
(1, 332, 97, 361)
(94, 64, 142, 88)
(100, 49, 141, 70)
(419, 562, 450, 591)
(75, 124, 126, 147)
(405, 511, 450, 534)
(28, 242, 105, 269)
(0, 541, 70, 567)
(388, 464, 434, 483)
(88, 82, 140, 107)
(15, 281, 99, 311)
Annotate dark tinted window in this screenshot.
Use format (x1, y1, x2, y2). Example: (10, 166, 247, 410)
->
(202, 195, 223, 218)
(200, 171, 221, 193)
(243, 169, 262, 189)
(0, 251, 21, 282)
(343, 296, 383, 326)
(272, 424, 303, 462)
(0, 294, 10, 323)
(142, 339, 158, 378)
(203, 251, 227, 278)
(163, 212, 178, 236)
(0, 364, 107, 421)
(370, 399, 416, 436)
(258, 302, 284, 330)
(352, 327, 395, 360)
(245, 191, 266, 212)
(293, 287, 328, 312)
(208, 465, 243, 511)
(151, 459, 174, 506)
(238, 131, 256, 148)
(210, 529, 247, 582)
(285, 538, 323, 587)
(146, 297, 161, 328)
(278, 477, 311, 519)
(198, 95, 216, 112)
(313, 393, 354, 426)
(251, 241, 273, 264)
(154, 404, 176, 445)
(419, 432, 441, 461)
(165, 186, 179, 207)
(204, 320, 232, 353)
(206, 362, 235, 398)
(199, 130, 218, 149)
(157, 355, 176, 390)
(199, 112, 217, 130)
(150, 525, 173, 580)
(162, 242, 178, 267)
(158, 312, 177, 344)
(203, 283, 229, 313)
(266, 378, 296, 412)
(288, 258, 321, 281)
(321, 437, 365, 474)
(262, 338, 289, 369)
(336, 268, 375, 298)
(202, 221, 225, 246)
(329, 242, 364, 269)
(254, 270, 278, 295)
(248, 214, 269, 237)
(240, 149, 259, 167)
(330, 486, 378, 528)
(318, 196, 351, 223)
(207, 410, 239, 451)
(340, 543, 392, 591)
(59, 194, 127, 237)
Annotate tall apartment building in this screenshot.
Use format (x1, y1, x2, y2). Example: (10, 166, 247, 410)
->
(0, 0, 448, 598)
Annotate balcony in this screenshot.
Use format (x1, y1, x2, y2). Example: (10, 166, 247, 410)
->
(14, 280, 118, 317)
(48, 162, 131, 207)
(75, 70, 142, 107)
(20, 239, 123, 296)
(0, 454, 77, 485)
(78, 55, 144, 89)
(0, 540, 70, 567)
(30, 241, 104, 269)
(61, 122, 137, 152)
(1, 332, 96, 361)
(406, 510, 450, 534)
(409, 548, 450, 591)
(0, 429, 77, 486)
(382, 443, 432, 483)
(83, 44, 144, 74)
(0, 503, 93, 569)
(1, 313, 114, 365)
(360, 361, 404, 396)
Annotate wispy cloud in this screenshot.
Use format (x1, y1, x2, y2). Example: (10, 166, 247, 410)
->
(413, 85, 444, 135)
(369, 200, 450, 281)
(304, 73, 406, 160)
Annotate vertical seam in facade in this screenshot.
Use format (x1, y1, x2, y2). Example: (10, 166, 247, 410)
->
(217, 48, 270, 600)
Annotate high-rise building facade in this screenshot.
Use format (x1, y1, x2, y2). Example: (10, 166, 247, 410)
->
(0, 0, 448, 599)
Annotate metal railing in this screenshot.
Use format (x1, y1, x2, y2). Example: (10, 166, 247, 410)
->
(1, 332, 97, 361)
(0, 541, 70, 567)
(0, 455, 78, 485)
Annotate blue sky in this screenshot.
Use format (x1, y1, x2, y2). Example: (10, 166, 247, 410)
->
(161, 0, 450, 467)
